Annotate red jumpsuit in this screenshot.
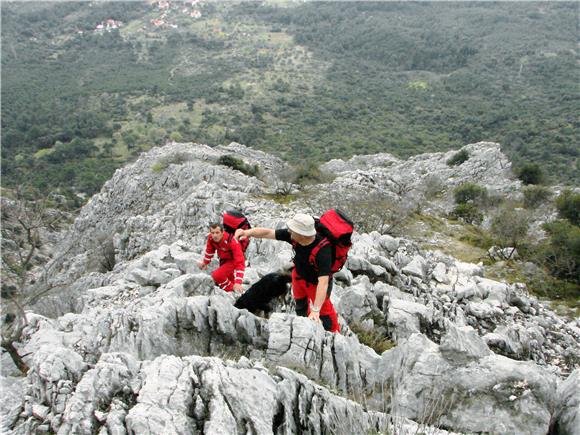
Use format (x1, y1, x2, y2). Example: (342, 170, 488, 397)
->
(202, 232, 245, 292)
(275, 229, 340, 333)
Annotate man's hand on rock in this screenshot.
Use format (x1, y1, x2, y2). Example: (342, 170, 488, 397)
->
(197, 261, 207, 270)
(308, 310, 321, 324)
(233, 283, 243, 294)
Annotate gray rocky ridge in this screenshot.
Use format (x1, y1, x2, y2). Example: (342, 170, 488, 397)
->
(321, 142, 519, 213)
(1, 142, 578, 434)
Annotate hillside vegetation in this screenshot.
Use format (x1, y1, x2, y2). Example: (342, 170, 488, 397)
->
(1, 1, 578, 203)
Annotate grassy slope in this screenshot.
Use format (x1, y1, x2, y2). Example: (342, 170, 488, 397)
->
(1, 1, 578, 200)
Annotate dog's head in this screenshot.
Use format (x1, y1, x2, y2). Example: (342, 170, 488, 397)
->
(277, 271, 292, 284)
(276, 262, 293, 283)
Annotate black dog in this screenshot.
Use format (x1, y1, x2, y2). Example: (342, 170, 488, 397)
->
(234, 272, 292, 315)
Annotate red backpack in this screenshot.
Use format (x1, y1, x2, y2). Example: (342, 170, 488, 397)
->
(309, 209, 354, 273)
(223, 210, 251, 252)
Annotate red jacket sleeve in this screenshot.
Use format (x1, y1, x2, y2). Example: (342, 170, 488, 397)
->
(231, 237, 245, 285)
(203, 235, 215, 265)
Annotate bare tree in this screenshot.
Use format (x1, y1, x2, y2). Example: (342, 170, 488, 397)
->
(94, 231, 116, 273)
(307, 190, 418, 236)
(273, 166, 298, 196)
(386, 175, 414, 197)
(1, 191, 72, 374)
(419, 174, 446, 200)
(490, 207, 530, 258)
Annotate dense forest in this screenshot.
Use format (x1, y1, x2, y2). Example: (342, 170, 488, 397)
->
(2, 1, 578, 204)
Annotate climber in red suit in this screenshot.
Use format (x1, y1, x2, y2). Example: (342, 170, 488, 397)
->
(197, 223, 245, 293)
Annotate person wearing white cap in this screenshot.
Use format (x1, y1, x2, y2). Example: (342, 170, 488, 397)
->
(234, 213, 340, 332)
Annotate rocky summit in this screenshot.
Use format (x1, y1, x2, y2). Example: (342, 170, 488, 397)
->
(1, 142, 579, 435)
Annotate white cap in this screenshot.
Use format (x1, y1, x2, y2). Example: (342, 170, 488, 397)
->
(286, 213, 316, 237)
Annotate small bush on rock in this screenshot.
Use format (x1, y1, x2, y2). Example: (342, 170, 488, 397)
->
(291, 161, 332, 185)
(555, 189, 580, 226)
(349, 322, 395, 354)
(539, 220, 580, 283)
(446, 149, 469, 166)
(523, 185, 552, 209)
(490, 208, 530, 251)
(453, 183, 488, 205)
(527, 274, 579, 308)
(517, 163, 545, 185)
(420, 174, 446, 199)
(217, 155, 260, 177)
(451, 203, 484, 225)
(151, 153, 191, 173)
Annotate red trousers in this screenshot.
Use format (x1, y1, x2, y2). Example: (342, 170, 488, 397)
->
(292, 269, 339, 333)
(211, 262, 236, 292)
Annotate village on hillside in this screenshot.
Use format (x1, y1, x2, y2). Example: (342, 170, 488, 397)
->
(148, 0, 203, 29)
(94, 18, 123, 32)
(89, 0, 204, 34)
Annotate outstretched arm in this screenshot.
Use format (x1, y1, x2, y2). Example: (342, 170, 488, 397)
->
(234, 227, 276, 240)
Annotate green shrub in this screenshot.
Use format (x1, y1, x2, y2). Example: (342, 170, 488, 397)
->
(151, 152, 191, 173)
(486, 258, 579, 309)
(555, 189, 580, 226)
(151, 161, 167, 173)
(457, 224, 495, 250)
(349, 322, 395, 354)
(169, 131, 183, 142)
(316, 191, 411, 235)
(523, 185, 552, 209)
(539, 220, 580, 283)
(486, 193, 505, 208)
(490, 208, 529, 249)
(451, 203, 484, 225)
(453, 183, 488, 205)
(446, 149, 469, 166)
(217, 155, 260, 177)
(527, 274, 579, 308)
(292, 161, 326, 185)
(517, 163, 545, 185)
(217, 154, 245, 171)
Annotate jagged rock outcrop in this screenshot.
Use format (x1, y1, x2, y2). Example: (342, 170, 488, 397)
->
(321, 142, 519, 212)
(2, 142, 578, 435)
(7, 231, 576, 434)
(6, 256, 562, 434)
(29, 142, 293, 318)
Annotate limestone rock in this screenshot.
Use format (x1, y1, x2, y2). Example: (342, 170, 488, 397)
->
(551, 369, 580, 435)
(440, 323, 491, 364)
(386, 299, 433, 340)
(377, 334, 558, 435)
(58, 353, 141, 435)
(378, 234, 400, 253)
(465, 301, 503, 320)
(0, 377, 26, 432)
(431, 262, 449, 284)
(401, 256, 426, 280)
(336, 284, 375, 323)
(5, 141, 578, 435)
(347, 255, 388, 279)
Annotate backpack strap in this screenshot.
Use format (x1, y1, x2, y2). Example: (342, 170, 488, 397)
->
(308, 238, 330, 271)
